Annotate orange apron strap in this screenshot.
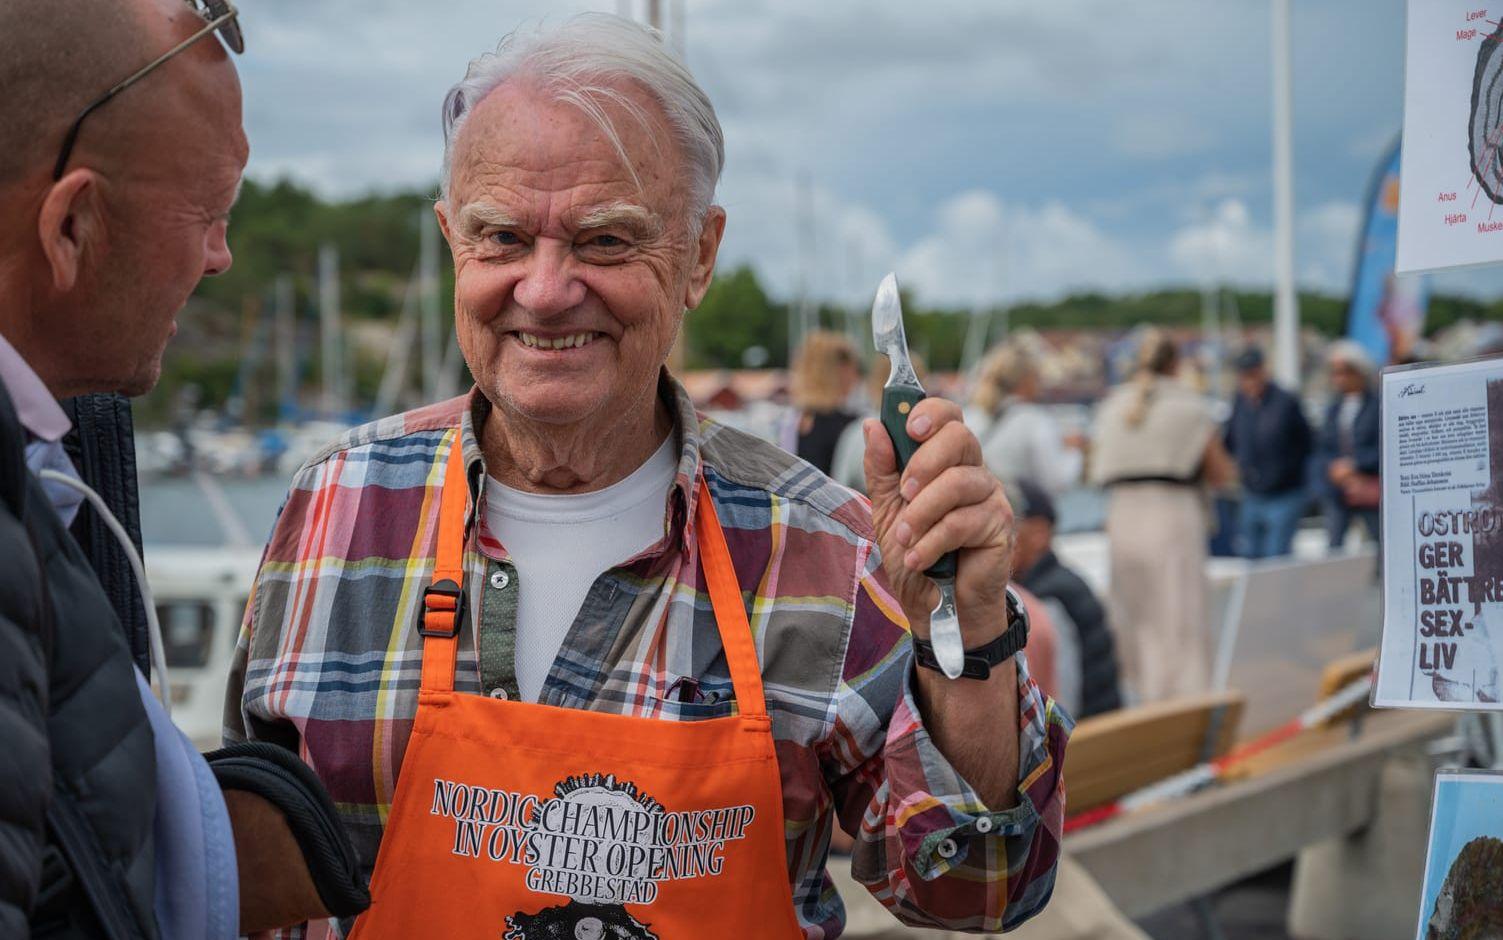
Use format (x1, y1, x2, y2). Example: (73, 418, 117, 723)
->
(417, 436, 762, 711)
(419, 430, 469, 694)
(694, 478, 768, 719)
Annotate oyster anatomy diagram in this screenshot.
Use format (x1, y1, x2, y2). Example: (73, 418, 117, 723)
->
(1471, 18, 1503, 203)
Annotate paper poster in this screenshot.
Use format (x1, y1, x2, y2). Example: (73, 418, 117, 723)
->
(1415, 770, 1503, 940)
(1374, 356, 1503, 709)
(1397, 1, 1503, 274)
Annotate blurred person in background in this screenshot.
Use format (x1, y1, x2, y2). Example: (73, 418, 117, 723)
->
(1090, 329, 1236, 702)
(781, 329, 863, 475)
(969, 340, 1084, 496)
(1223, 346, 1312, 559)
(1010, 478, 1122, 719)
(1316, 340, 1381, 548)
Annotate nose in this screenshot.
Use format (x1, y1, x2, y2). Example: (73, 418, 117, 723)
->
(511, 240, 586, 315)
(202, 219, 233, 278)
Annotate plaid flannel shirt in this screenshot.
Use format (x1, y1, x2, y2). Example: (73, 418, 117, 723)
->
(224, 376, 1071, 937)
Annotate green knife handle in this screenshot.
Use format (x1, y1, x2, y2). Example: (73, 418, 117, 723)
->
(879, 385, 958, 581)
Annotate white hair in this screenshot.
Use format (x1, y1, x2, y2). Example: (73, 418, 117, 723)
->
(1327, 339, 1377, 384)
(440, 13, 724, 224)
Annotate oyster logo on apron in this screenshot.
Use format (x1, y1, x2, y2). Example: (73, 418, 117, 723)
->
(505, 901, 658, 940)
(429, 771, 758, 908)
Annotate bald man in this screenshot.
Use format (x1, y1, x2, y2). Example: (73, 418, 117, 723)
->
(0, 2, 329, 937)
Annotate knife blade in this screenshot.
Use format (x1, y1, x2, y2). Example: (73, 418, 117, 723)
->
(870, 272, 965, 678)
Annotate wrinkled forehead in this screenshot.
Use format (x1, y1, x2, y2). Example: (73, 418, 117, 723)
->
(447, 77, 687, 223)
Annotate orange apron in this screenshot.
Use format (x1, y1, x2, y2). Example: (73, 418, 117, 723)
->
(348, 433, 804, 939)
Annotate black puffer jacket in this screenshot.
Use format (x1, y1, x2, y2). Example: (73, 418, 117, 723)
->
(0, 382, 158, 939)
(1018, 549, 1123, 719)
(0, 386, 51, 938)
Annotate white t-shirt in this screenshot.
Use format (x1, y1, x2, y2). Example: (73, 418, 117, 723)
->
(484, 435, 677, 702)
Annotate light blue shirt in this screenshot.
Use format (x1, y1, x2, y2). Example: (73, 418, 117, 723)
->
(0, 331, 82, 524)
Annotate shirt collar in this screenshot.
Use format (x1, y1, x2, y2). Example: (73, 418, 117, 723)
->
(457, 369, 705, 557)
(0, 331, 70, 443)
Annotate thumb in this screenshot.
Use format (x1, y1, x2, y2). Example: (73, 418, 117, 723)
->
(862, 419, 901, 505)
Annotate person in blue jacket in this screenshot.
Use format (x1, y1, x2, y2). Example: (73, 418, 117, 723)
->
(1223, 347, 1312, 558)
(1314, 341, 1381, 548)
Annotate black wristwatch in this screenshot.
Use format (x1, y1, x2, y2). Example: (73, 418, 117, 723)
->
(912, 586, 1029, 680)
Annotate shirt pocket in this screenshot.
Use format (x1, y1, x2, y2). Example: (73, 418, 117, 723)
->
(651, 676, 739, 721)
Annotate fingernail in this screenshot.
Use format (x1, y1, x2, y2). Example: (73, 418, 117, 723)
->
(910, 414, 932, 436)
(895, 521, 912, 545)
(904, 550, 920, 569)
(901, 478, 919, 500)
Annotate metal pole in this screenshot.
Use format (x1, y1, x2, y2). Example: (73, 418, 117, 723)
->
(1203, 281, 1224, 397)
(790, 172, 813, 359)
(274, 274, 296, 420)
(420, 208, 441, 401)
(798, 172, 816, 339)
(671, 0, 685, 59)
(318, 243, 343, 417)
(1271, 0, 1300, 388)
(374, 259, 422, 419)
(646, 0, 661, 29)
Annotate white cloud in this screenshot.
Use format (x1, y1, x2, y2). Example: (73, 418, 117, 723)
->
(1167, 198, 1364, 293)
(1112, 112, 1214, 159)
(895, 190, 1147, 306)
(1170, 199, 1272, 285)
(713, 172, 899, 305)
(1298, 201, 1362, 290)
(228, 0, 1451, 306)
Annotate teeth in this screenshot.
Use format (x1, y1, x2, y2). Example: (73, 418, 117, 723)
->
(518, 331, 596, 350)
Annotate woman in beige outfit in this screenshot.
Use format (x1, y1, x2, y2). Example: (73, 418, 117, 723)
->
(1090, 331, 1235, 703)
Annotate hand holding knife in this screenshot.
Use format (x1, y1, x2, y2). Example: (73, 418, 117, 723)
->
(870, 273, 967, 678)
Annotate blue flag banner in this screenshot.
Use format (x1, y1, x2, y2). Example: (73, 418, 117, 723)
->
(1347, 138, 1430, 365)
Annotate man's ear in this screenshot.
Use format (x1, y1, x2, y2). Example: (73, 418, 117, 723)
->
(434, 200, 452, 244)
(36, 169, 106, 293)
(683, 206, 726, 311)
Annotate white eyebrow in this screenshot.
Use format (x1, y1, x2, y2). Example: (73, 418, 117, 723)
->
(456, 201, 523, 238)
(573, 203, 663, 237)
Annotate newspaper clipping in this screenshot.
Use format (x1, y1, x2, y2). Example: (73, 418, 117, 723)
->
(1375, 356, 1503, 709)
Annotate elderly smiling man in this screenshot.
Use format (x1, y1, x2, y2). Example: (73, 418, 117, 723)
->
(226, 14, 1068, 938)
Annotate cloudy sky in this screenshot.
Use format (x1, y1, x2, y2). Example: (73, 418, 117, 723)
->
(235, 0, 1503, 305)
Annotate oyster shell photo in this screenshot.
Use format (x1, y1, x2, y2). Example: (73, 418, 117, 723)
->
(1426, 835, 1503, 940)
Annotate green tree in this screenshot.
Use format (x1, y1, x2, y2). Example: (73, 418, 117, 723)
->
(686, 265, 788, 368)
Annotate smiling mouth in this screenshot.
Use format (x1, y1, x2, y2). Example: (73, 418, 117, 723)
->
(512, 331, 602, 350)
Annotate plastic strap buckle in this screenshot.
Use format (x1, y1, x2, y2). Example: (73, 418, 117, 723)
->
(418, 578, 466, 639)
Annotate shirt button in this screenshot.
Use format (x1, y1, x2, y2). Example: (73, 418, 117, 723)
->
(490, 570, 510, 590)
(936, 838, 958, 860)
(489, 688, 509, 701)
(975, 816, 995, 834)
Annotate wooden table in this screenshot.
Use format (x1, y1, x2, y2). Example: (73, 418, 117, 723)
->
(1063, 709, 1454, 919)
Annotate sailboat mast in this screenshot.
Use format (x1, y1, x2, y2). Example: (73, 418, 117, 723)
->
(318, 242, 344, 417)
(420, 208, 442, 401)
(274, 274, 296, 420)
